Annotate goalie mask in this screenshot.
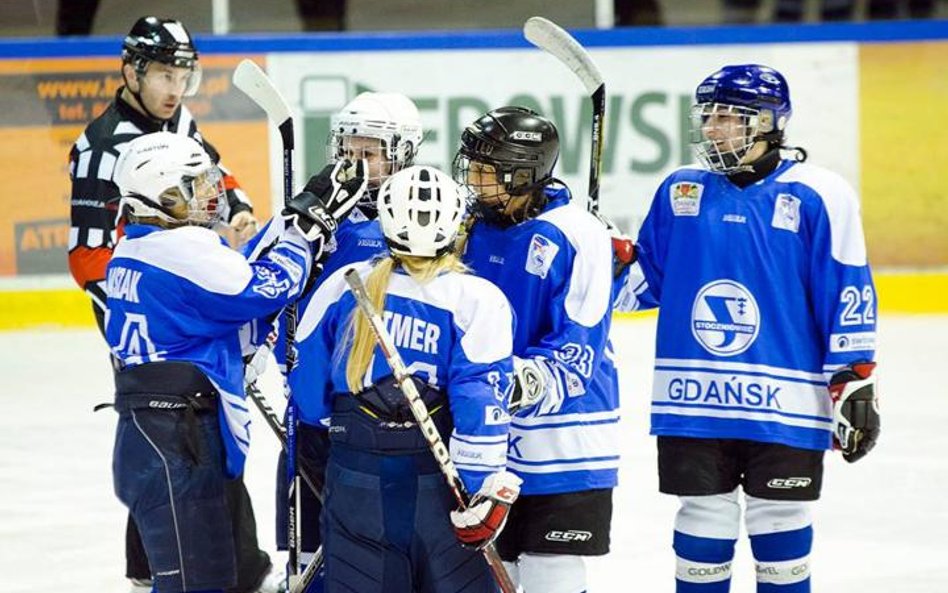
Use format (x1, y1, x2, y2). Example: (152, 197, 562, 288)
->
(452, 106, 559, 225)
(377, 166, 467, 258)
(327, 92, 423, 208)
(690, 64, 792, 173)
(114, 132, 224, 228)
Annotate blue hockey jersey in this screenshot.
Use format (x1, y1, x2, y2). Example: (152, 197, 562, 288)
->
(464, 186, 621, 496)
(247, 207, 388, 371)
(616, 161, 877, 451)
(105, 223, 313, 476)
(290, 260, 515, 493)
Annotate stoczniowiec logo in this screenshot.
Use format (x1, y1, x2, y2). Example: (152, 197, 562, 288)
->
(691, 279, 760, 356)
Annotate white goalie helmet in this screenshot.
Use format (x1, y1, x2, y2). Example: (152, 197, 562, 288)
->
(114, 132, 224, 228)
(328, 92, 423, 193)
(378, 165, 467, 258)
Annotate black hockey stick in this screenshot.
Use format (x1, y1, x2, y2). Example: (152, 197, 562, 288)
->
(524, 16, 606, 214)
(232, 59, 304, 589)
(244, 382, 324, 501)
(244, 382, 324, 593)
(344, 269, 518, 593)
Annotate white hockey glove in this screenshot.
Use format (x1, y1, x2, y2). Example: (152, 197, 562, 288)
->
(243, 343, 272, 387)
(282, 159, 367, 242)
(508, 356, 549, 414)
(829, 361, 880, 463)
(450, 470, 522, 549)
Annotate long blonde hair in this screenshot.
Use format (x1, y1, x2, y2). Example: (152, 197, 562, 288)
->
(344, 253, 468, 393)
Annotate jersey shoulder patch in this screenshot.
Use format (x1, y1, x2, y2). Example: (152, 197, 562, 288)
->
(525, 233, 560, 279)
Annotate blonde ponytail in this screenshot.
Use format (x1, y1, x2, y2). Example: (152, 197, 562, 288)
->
(344, 252, 468, 393)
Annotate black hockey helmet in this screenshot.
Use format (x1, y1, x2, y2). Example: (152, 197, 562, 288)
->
(122, 17, 199, 72)
(454, 106, 559, 197)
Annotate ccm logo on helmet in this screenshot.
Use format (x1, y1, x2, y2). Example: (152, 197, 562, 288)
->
(544, 530, 593, 543)
(510, 130, 542, 142)
(767, 477, 812, 489)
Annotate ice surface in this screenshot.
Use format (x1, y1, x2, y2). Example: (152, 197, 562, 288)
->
(1, 315, 945, 592)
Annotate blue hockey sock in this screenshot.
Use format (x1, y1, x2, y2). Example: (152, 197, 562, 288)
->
(674, 531, 737, 593)
(749, 525, 813, 593)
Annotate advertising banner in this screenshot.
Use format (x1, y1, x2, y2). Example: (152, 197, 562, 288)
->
(265, 42, 859, 237)
(0, 55, 271, 278)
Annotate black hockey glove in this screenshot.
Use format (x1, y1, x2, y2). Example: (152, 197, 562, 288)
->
(282, 159, 367, 243)
(829, 361, 880, 463)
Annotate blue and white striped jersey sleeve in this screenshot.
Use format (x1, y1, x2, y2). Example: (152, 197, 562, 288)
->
(446, 276, 515, 494)
(180, 226, 313, 327)
(785, 167, 877, 376)
(520, 210, 614, 414)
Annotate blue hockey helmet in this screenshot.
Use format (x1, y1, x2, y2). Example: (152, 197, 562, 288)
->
(691, 64, 792, 173)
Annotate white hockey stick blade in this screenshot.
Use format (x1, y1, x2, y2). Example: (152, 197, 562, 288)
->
(233, 59, 291, 125)
(524, 17, 604, 95)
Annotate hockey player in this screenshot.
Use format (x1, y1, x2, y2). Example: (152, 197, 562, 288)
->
(453, 107, 621, 593)
(67, 16, 261, 590)
(289, 165, 521, 592)
(265, 91, 424, 589)
(614, 64, 880, 592)
(106, 131, 366, 593)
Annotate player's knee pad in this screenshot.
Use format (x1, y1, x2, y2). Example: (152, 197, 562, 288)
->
(745, 495, 811, 537)
(676, 489, 741, 539)
(746, 496, 812, 591)
(673, 492, 740, 591)
(518, 553, 586, 593)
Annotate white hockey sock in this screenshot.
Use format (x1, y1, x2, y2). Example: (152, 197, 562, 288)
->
(518, 553, 586, 593)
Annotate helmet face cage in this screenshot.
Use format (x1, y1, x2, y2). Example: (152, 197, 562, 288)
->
(121, 169, 224, 229)
(451, 152, 526, 222)
(134, 165, 224, 228)
(690, 102, 764, 173)
(377, 166, 466, 258)
(179, 166, 225, 226)
(452, 121, 555, 225)
(327, 133, 405, 196)
(326, 92, 423, 209)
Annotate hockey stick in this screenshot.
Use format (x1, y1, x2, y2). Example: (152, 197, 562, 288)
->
(343, 269, 517, 593)
(244, 382, 324, 501)
(232, 58, 304, 589)
(244, 383, 324, 593)
(524, 16, 605, 214)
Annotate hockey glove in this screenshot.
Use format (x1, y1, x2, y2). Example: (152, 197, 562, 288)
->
(597, 214, 636, 278)
(612, 234, 636, 279)
(450, 470, 522, 549)
(508, 356, 549, 414)
(282, 159, 367, 242)
(829, 361, 880, 463)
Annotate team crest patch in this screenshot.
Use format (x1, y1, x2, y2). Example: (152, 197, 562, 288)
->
(772, 193, 801, 233)
(525, 233, 559, 279)
(670, 182, 703, 216)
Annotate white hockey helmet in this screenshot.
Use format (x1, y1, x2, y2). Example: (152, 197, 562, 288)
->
(378, 165, 467, 258)
(114, 131, 224, 228)
(328, 92, 423, 193)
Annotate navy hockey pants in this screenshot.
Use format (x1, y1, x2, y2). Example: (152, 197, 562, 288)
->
(113, 402, 236, 593)
(319, 387, 497, 593)
(321, 444, 497, 593)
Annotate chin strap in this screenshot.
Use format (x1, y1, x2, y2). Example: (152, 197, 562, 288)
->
(122, 67, 168, 124)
